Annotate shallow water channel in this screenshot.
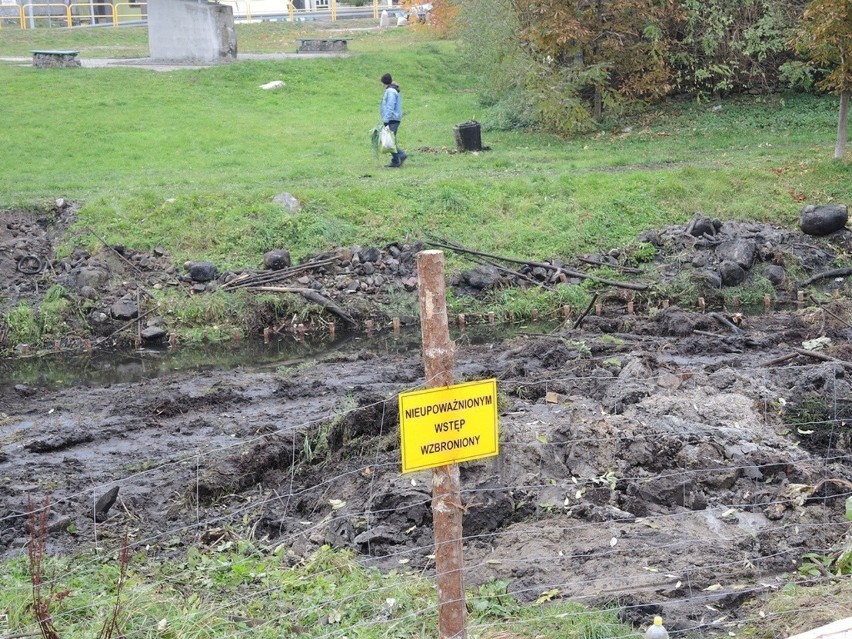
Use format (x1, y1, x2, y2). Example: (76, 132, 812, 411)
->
(0, 323, 553, 390)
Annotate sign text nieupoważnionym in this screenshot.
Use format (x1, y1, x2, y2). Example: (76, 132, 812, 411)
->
(398, 379, 498, 473)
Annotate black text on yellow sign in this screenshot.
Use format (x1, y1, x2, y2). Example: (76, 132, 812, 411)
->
(398, 378, 498, 473)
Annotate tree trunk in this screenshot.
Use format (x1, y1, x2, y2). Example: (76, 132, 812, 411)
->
(593, 87, 602, 121)
(836, 90, 850, 160)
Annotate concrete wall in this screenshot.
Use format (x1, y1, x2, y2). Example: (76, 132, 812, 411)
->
(148, 0, 236, 63)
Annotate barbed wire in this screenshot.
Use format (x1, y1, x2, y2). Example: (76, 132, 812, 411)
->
(2, 352, 850, 637)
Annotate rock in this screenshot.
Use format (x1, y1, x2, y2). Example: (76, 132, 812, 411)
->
(191, 283, 207, 294)
(75, 266, 109, 290)
(140, 326, 167, 342)
(334, 247, 353, 263)
(263, 249, 291, 271)
(272, 192, 302, 214)
(763, 264, 786, 286)
(80, 286, 98, 300)
(799, 204, 848, 236)
(110, 299, 138, 321)
(719, 260, 747, 286)
(94, 486, 119, 523)
(694, 269, 722, 289)
(689, 216, 720, 237)
(462, 265, 500, 289)
(362, 262, 375, 275)
(531, 266, 548, 280)
(359, 247, 381, 263)
(25, 514, 73, 534)
(187, 261, 217, 282)
(715, 239, 755, 269)
(153, 246, 167, 257)
(14, 384, 36, 397)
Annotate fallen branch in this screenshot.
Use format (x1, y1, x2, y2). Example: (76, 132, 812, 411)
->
(221, 257, 338, 290)
(252, 286, 356, 325)
(791, 347, 852, 370)
(800, 267, 852, 287)
(425, 240, 648, 291)
(709, 312, 743, 334)
(577, 255, 642, 274)
(572, 293, 599, 330)
(808, 294, 852, 329)
(760, 353, 799, 367)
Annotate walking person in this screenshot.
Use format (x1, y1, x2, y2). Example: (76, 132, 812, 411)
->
(380, 73, 407, 168)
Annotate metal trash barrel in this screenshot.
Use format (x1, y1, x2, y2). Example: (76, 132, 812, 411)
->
(453, 121, 482, 152)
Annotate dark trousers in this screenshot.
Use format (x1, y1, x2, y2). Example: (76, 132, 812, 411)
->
(387, 120, 404, 165)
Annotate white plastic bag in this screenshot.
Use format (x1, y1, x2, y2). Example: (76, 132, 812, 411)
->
(380, 125, 397, 153)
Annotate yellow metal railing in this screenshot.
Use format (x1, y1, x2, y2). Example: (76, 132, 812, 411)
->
(0, 4, 24, 29)
(16, 2, 132, 28)
(1, 0, 371, 29)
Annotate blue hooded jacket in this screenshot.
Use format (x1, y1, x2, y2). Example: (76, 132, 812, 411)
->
(381, 83, 402, 123)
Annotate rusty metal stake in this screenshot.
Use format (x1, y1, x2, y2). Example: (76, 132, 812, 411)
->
(416, 250, 467, 639)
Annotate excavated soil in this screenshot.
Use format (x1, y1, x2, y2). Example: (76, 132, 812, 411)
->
(2, 204, 852, 635)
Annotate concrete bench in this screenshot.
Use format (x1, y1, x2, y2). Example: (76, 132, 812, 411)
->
(296, 39, 347, 53)
(32, 50, 81, 68)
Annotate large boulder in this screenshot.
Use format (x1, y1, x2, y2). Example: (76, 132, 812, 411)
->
(187, 261, 217, 283)
(715, 239, 755, 269)
(799, 204, 848, 236)
(719, 260, 747, 286)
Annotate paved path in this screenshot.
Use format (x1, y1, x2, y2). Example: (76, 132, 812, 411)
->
(0, 51, 348, 72)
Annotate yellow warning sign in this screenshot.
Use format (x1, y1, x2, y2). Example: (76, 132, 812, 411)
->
(399, 378, 498, 473)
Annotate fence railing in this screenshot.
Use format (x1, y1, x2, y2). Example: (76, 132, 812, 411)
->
(1, 2, 146, 29)
(0, 0, 394, 29)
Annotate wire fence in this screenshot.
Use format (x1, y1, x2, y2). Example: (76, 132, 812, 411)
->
(1, 351, 850, 638)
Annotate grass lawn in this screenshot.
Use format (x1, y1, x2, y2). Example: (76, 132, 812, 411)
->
(1, 22, 849, 273)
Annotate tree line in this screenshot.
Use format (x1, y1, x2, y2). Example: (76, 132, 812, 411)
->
(446, 0, 849, 156)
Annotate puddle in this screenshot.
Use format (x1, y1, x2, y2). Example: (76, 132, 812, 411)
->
(0, 323, 558, 390)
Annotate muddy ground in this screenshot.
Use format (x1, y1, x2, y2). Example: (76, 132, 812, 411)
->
(2, 205, 852, 636)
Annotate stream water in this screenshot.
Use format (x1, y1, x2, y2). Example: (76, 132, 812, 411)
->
(0, 323, 555, 390)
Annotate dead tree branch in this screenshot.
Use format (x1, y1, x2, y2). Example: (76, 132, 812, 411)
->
(425, 239, 648, 291)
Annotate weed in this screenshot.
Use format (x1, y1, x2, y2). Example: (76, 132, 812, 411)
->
(4, 302, 39, 345)
(621, 241, 658, 266)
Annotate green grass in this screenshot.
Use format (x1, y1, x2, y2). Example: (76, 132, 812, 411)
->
(0, 544, 636, 639)
(1, 24, 849, 274)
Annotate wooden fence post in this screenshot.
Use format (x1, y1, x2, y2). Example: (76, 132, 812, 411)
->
(416, 250, 467, 639)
